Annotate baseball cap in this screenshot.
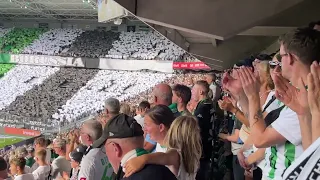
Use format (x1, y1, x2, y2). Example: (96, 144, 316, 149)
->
(69, 145, 87, 163)
(92, 114, 144, 148)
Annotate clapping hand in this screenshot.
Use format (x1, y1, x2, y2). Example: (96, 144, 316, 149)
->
(308, 61, 320, 115)
(237, 67, 260, 98)
(273, 72, 309, 116)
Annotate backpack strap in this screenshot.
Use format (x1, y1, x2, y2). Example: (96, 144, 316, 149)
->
(262, 95, 276, 113)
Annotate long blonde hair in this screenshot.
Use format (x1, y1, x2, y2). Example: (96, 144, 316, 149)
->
(164, 116, 202, 174)
(258, 61, 274, 89)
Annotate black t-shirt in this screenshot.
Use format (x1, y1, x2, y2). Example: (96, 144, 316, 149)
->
(122, 164, 177, 180)
(193, 99, 213, 160)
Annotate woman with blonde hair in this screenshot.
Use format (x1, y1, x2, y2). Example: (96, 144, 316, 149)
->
(120, 103, 132, 116)
(124, 116, 202, 180)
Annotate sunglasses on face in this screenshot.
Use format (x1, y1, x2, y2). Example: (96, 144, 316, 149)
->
(269, 61, 282, 69)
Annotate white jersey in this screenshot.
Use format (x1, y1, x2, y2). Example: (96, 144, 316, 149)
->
(32, 165, 51, 180)
(51, 156, 71, 180)
(45, 149, 52, 164)
(282, 137, 320, 180)
(263, 106, 303, 180)
(14, 173, 35, 180)
(254, 91, 281, 169)
(78, 147, 113, 180)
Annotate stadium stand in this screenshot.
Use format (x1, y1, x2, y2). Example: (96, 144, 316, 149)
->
(106, 31, 185, 60)
(0, 64, 15, 78)
(0, 28, 46, 54)
(0, 67, 98, 126)
(62, 30, 120, 58)
(0, 65, 59, 110)
(22, 28, 84, 56)
(0, 28, 12, 38)
(52, 70, 173, 122)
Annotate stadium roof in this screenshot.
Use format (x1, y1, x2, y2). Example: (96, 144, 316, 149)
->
(115, 0, 320, 70)
(0, 0, 97, 21)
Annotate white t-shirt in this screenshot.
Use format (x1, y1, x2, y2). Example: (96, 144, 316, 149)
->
(134, 115, 144, 129)
(45, 149, 52, 164)
(262, 107, 303, 180)
(282, 137, 320, 180)
(14, 173, 35, 180)
(32, 165, 51, 180)
(155, 143, 167, 153)
(51, 156, 71, 180)
(24, 166, 32, 173)
(78, 147, 113, 180)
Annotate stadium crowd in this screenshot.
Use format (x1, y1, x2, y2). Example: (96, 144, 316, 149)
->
(0, 21, 319, 180)
(1, 27, 187, 61)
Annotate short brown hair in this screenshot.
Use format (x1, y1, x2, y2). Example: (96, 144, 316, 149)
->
(279, 27, 320, 66)
(195, 80, 210, 94)
(35, 149, 47, 161)
(172, 84, 191, 104)
(34, 137, 46, 147)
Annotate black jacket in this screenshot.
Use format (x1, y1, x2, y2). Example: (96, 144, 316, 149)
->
(121, 164, 177, 180)
(194, 99, 213, 160)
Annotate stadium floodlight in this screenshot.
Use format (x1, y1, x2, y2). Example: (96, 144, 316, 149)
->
(114, 18, 122, 25)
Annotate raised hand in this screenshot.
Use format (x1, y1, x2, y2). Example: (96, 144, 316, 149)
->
(273, 73, 309, 116)
(308, 61, 320, 115)
(237, 67, 260, 98)
(218, 98, 235, 112)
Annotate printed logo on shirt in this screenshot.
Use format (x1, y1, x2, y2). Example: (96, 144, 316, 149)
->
(304, 158, 320, 179)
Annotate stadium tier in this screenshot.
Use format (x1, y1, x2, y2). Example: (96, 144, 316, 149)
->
(0, 28, 190, 61)
(0, 27, 203, 131)
(0, 64, 189, 130)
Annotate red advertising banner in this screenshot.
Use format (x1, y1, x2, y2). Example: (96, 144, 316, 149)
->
(173, 62, 210, 70)
(4, 127, 41, 137)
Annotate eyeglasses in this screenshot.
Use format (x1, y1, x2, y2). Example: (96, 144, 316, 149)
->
(276, 53, 288, 62)
(269, 61, 282, 69)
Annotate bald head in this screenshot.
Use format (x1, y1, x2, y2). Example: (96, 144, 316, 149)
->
(153, 83, 173, 106)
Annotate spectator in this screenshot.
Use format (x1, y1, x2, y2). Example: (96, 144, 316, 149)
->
(120, 103, 132, 116)
(32, 149, 50, 180)
(205, 73, 221, 103)
(124, 116, 202, 180)
(191, 80, 213, 180)
(62, 145, 86, 180)
(92, 113, 177, 180)
(172, 84, 192, 116)
(34, 137, 52, 164)
(9, 156, 35, 180)
(26, 147, 37, 172)
(145, 83, 175, 152)
(0, 156, 9, 180)
(134, 101, 151, 128)
(99, 98, 120, 128)
(51, 138, 71, 180)
(78, 118, 114, 180)
(144, 105, 175, 153)
(15, 147, 32, 173)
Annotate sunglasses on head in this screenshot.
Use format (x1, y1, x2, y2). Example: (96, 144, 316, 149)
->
(269, 61, 282, 69)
